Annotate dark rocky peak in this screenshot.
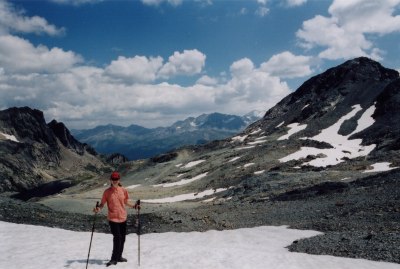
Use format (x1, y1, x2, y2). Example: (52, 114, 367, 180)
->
(359, 77, 400, 150)
(0, 106, 57, 147)
(247, 57, 399, 139)
(47, 120, 87, 155)
(332, 57, 398, 81)
(105, 153, 129, 165)
(292, 57, 398, 103)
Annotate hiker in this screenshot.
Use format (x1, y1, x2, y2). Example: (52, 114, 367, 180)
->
(93, 171, 140, 267)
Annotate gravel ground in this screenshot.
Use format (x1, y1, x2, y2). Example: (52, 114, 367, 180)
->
(1, 170, 399, 264)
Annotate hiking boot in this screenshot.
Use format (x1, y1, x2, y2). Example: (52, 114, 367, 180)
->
(106, 260, 117, 267)
(118, 257, 128, 262)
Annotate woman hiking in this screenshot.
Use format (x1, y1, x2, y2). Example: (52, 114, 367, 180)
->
(94, 171, 140, 267)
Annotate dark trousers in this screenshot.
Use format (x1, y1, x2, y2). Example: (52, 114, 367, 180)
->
(109, 221, 127, 261)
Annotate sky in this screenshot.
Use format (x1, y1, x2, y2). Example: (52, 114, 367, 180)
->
(2, 221, 400, 269)
(0, 0, 400, 129)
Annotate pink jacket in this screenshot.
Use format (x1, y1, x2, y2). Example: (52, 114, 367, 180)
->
(100, 186, 129, 223)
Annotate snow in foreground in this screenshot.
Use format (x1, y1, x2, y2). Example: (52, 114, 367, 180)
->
(1, 222, 400, 269)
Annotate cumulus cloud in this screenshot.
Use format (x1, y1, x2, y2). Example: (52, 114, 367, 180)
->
(260, 51, 313, 78)
(0, 1, 293, 129)
(297, 0, 400, 60)
(104, 50, 207, 83)
(0, 0, 64, 35)
(105, 56, 163, 84)
(230, 58, 255, 78)
(0, 50, 292, 128)
(196, 75, 218, 86)
(158, 49, 206, 79)
(0, 35, 82, 74)
(214, 57, 291, 116)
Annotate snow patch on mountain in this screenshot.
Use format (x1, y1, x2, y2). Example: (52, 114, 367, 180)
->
(279, 104, 377, 167)
(278, 123, 307, 141)
(0, 131, 19, 143)
(154, 172, 208, 188)
(228, 156, 241, 162)
(363, 162, 398, 173)
(182, 160, 205, 168)
(231, 134, 248, 142)
(143, 187, 228, 203)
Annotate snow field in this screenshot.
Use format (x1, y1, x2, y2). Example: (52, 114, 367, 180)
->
(1, 221, 399, 269)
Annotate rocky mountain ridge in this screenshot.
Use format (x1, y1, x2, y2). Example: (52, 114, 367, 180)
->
(0, 107, 111, 193)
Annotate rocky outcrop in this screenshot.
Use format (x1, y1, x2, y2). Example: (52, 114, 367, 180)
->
(0, 107, 108, 192)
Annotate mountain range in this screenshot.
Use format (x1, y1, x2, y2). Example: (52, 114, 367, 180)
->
(71, 111, 263, 160)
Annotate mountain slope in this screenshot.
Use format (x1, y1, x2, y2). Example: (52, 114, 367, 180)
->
(0, 107, 111, 193)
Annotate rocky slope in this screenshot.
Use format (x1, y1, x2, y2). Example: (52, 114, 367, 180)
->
(0, 107, 112, 193)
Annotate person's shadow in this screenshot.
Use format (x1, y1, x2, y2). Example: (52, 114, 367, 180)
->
(64, 258, 107, 267)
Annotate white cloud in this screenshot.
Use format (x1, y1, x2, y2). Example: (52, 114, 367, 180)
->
(105, 50, 207, 83)
(255, 6, 269, 17)
(286, 0, 307, 7)
(141, 0, 183, 6)
(297, 0, 400, 60)
(230, 58, 255, 78)
(105, 56, 163, 84)
(329, 0, 400, 34)
(260, 51, 313, 78)
(215, 57, 291, 114)
(158, 49, 206, 78)
(49, 0, 104, 5)
(0, 35, 82, 74)
(196, 75, 218, 86)
(0, 0, 291, 129)
(0, 0, 64, 36)
(0, 51, 291, 129)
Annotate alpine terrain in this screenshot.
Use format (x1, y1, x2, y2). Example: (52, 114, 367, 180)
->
(0, 57, 399, 265)
(71, 111, 263, 160)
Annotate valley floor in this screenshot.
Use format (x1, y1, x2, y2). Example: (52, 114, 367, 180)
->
(0, 170, 399, 264)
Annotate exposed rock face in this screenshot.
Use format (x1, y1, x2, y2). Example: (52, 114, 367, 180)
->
(105, 153, 129, 165)
(0, 107, 109, 192)
(48, 120, 85, 155)
(248, 57, 400, 154)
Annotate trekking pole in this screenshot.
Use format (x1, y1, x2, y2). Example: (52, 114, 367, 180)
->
(86, 201, 99, 269)
(136, 199, 141, 266)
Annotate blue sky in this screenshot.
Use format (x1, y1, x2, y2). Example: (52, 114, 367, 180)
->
(1, 0, 400, 128)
